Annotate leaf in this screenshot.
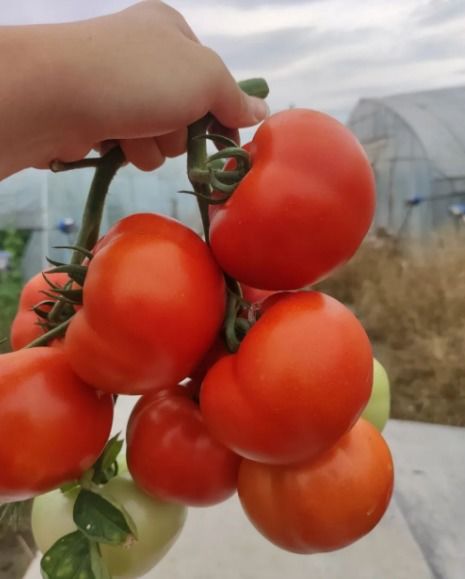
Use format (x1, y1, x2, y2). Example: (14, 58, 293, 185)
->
(92, 435, 124, 485)
(40, 530, 109, 579)
(90, 543, 111, 579)
(73, 489, 137, 545)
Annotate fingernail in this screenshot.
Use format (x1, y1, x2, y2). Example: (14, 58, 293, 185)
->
(250, 97, 270, 122)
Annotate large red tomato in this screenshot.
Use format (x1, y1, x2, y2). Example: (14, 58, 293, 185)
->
(64, 213, 226, 395)
(127, 385, 240, 506)
(0, 348, 113, 502)
(240, 284, 275, 305)
(200, 291, 372, 464)
(10, 272, 69, 350)
(238, 418, 394, 553)
(189, 337, 228, 385)
(209, 109, 375, 290)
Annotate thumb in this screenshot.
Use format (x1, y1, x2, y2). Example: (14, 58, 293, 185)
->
(209, 68, 270, 129)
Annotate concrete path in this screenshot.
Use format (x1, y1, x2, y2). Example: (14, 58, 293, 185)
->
(25, 399, 465, 578)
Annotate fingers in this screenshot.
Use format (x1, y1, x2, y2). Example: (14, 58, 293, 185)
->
(204, 50, 269, 129)
(120, 138, 165, 171)
(118, 129, 186, 171)
(156, 128, 188, 157)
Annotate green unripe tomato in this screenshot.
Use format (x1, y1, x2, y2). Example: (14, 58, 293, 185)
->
(361, 359, 391, 432)
(31, 475, 187, 579)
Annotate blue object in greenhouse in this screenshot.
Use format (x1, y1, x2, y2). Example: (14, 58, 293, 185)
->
(405, 195, 424, 206)
(57, 217, 77, 234)
(448, 203, 465, 217)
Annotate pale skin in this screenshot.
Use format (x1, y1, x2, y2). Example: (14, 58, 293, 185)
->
(0, 0, 269, 180)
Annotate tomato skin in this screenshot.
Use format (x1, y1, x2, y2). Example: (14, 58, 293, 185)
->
(0, 348, 113, 502)
(200, 291, 372, 465)
(240, 284, 275, 304)
(238, 419, 394, 554)
(64, 213, 226, 395)
(189, 337, 228, 385)
(127, 386, 240, 506)
(31, 475, 187, 579)
(10, 272, 69, 350)
(209, 109, 375, 290)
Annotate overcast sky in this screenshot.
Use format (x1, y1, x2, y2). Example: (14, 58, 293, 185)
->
(2, 0, 465, 120)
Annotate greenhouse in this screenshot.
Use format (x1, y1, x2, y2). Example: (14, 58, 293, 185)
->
(348, 85, 465, 237)
(0, 157, 199, 280)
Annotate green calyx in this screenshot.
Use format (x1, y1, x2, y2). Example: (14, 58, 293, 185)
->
(188, 139, 251, 196)
(187, 77, 268, 242)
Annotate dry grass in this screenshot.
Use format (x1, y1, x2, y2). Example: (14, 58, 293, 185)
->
(316, 230, 465, 426)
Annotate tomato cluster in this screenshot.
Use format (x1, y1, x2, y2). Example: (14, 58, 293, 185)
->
(2, 108, 394, 577)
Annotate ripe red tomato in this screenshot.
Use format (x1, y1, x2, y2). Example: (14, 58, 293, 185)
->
(200, 291, 372, 464)
(238, 418, 394, 553)
(10, 272, 69, 350)
(209, 109, 375, 290)
(64, 213, 226, 395)
(127, 385, 240, 506)
(0, 348, 113, 502)
(240, 284, 275, 304)
(189, 337, 228, 385)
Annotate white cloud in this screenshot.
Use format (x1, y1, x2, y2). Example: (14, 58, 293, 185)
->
(1, 0, 464, 119)
(171, 0, 418, 38)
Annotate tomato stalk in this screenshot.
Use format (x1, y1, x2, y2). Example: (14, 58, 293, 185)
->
(22, 148, 125, 347)
(188, 116, 212, 241)
(69, 147, 125, 266)
(187, 78, 268, 351)
(187, 78, 269, 242)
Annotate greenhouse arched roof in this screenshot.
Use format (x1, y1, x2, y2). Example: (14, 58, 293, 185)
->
(353, 85, 465, 178)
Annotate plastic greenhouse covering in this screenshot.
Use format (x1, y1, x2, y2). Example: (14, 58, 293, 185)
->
(348, 85, 465, 237)
(0, 156, 200, 280)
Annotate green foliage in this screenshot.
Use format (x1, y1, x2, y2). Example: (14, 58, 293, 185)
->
(0, 228, 29, 352)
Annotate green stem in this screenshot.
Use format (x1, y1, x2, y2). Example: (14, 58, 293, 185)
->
(50, 158, 102, 172)
(23, 318, 71, 348)
(237, 78, 270, 99)
(188, 117, 212, 242)
(47, 147, 125, 326)
(71, 147, 125, 265)
(224, 292, 241, 352)
(187, 78, 269, 243)
(188, 168, 244, 185)
(223, 275, 246, 353)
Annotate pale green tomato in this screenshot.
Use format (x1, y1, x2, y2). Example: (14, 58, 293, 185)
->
(31, 475, 187, 579)
(361, 359, 390, 432)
